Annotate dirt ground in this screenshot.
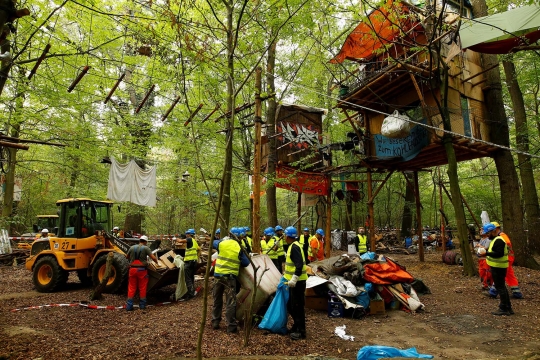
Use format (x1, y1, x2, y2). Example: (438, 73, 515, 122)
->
(1, 251, 540, 360)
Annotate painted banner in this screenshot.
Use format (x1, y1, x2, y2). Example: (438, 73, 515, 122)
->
(373, 123, 429, 161)
(276, 165, 329, 196)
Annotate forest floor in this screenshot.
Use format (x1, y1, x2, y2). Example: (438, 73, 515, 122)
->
(1, 251, 540, 360)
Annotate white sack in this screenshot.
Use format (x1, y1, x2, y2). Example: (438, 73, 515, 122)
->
(481, 211, 490, 226)
(381, 110, 412, 138)
(107, 156, 157, 207)
(329, 275, 358, 297)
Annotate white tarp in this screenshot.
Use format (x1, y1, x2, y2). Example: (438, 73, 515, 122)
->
(107, 157, 157, 207)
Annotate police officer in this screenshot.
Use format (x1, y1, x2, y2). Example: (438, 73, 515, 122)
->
(179, 228, 200, 300)
(125, 235, 158, 310)
(283, 226, 307, 340)
(482, 223, 513, 316)
(261, 227, 280, 272)
(212, 235, 250, 332)
(355, 226, 368, 255)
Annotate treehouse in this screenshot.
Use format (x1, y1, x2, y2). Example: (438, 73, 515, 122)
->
(329, 0, 503, 258)
(332, 0, 499, 172)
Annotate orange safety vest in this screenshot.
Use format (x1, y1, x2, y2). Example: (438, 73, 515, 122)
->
(499, 232, 514, 258)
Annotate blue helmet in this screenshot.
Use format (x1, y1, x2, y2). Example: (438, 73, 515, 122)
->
(264, 227, 275, 236)
(231, 227, 241, 236)
(186, 228, 195, 235)
(244, 226, 250, 232)
(483, 223, 496, 234)
(303, 227, 309, 232)
(216, 228, 221, 234)
(284, 226, 298, 238)
(239, 230, 246, 236)
(275, 225, 283, 232)
(316, 229, 325, 236)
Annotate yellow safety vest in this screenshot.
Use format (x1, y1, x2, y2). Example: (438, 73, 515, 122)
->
(261, 238, 278, 259)
(357, 234, 368, 254)
(299, 234, 310, 245)
(184, 238, 199, 261)
(486, 236, 508, 268)
(307, 235, 316, 257)
(215, 239, 241, 276)
(246, 236, 253, 248)
(274, 235, 285, 257)
(284, 241, 308, 281)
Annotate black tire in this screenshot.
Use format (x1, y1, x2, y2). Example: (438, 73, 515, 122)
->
(32, 256, 68, 293)
(77, 270, 93, 287)
(0, 146, 10, 174)
(91, 252, 129, 294)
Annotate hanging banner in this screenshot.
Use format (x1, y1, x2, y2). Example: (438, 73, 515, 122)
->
(0, 176, 22, 202)
(373, 123, 429, 162)
(276, 165, 329, 196)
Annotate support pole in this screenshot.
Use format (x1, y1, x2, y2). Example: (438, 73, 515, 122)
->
(135, 84, 155, 113)
(414, 171, 424, 262)
(27, 44, 51, 80)
(297, 192, 302, 234)
(160, 95, 181, 121)
(104, 72, 125, 104)
(438, 167, 446, 252)
(252, 67, 262, 253)
(325, 188, 332, 258)
(367, 169, 376, 252)
(67, 65, 90, 93)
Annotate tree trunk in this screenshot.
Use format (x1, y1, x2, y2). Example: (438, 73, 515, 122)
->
(89, 252, 114, 300)
(400, 174, 414, 238)
(471, 0, 539, 270)
(219, 0, 235, 235)
(503, 59, 540, 255)
(265, 39, 278, 226)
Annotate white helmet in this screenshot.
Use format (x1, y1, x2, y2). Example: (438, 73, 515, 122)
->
(477, 247, 486, 256)
(42, 228, 49, 233)
(113, 226, 119, 231)
(140, 235, 149, 242)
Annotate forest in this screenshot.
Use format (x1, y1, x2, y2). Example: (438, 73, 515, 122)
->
(1, 0, 539, 267)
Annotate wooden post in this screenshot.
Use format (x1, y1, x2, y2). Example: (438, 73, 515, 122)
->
(252, 67, 262, 253)
(438, 167, 446, 252)
(325, 187, 332, 258)
(367, 169, 376, 252)
(414, 171, 424, 262)
(297, 192, 302, 234)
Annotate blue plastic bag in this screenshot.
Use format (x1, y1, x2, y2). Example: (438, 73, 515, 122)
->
(360, 251, 376, 261)
(357, 345, 434, 360)
(258, 277, 289, 334)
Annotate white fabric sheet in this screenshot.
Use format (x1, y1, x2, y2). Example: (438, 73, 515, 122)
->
(107, 156, 157, 207)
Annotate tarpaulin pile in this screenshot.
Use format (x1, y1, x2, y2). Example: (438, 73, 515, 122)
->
(307, 253, 430, 316)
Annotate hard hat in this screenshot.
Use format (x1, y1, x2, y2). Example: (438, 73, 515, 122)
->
(42, 228, 49, 233)
(231, 227, 241, 236)
(275, 225, 283, 231)
(113, 226, 119, 231)
(316, 229, 325, 236)
(140, 235, 149, 242)
(303, 227, 309, 232)
(284, 226, 298, 238)
(216, 228, 221, 234)
(477, 247, 486, 256)
(264, 227, 275, 236)
(239, 230, 246, 237)
(186, 229, 195, 235)
(244, 226, 250, 232)
(491, 221, 501, 228)
(483, 223, 496, 234)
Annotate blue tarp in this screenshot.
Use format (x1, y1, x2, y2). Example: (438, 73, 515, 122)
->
(357, 346, 433, 360)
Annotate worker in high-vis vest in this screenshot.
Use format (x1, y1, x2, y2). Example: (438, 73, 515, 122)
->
(125, 235, 159, 310)
(355, 226, 368, 255)
(274, 225, 286, 271)
(211, 235, 249, 333)
(298, 227, 311, 261)
(308, 229, 325, 262)
(487, 222, 523, 299)
(179, 228, 200, 300)
(244, 226, 253, 251)
(283, 226, 307, 340)
(261, 227, 280, 272)
(482, 223, 513, 316)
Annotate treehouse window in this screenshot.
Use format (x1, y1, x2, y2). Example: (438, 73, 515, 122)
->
(443, 0, 472, 19)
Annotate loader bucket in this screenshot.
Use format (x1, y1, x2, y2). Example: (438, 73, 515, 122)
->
(147, 267, 180, 292)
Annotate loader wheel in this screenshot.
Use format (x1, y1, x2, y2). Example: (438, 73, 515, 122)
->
(91, 253, 129, 294)
(77, 270, 93, 287)
(33, 256, 68, 293)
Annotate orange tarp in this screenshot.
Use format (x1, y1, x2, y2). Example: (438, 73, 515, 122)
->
(331, 2, 421, 64)
(363, 257, 414, 284)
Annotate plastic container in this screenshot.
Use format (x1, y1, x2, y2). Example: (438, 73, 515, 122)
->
(328, 298, 344, 318)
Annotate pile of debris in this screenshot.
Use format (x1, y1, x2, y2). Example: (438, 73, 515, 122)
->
(0, 249, 29, 266)
(371, 231, 414, 255)
(304, 253, 430, 318)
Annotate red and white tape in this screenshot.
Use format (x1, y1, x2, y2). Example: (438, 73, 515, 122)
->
(11, 301, 173, 312)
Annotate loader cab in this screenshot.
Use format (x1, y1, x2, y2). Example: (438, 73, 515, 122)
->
(32, 215, 59, 234)
(56, 199, 112, 238)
